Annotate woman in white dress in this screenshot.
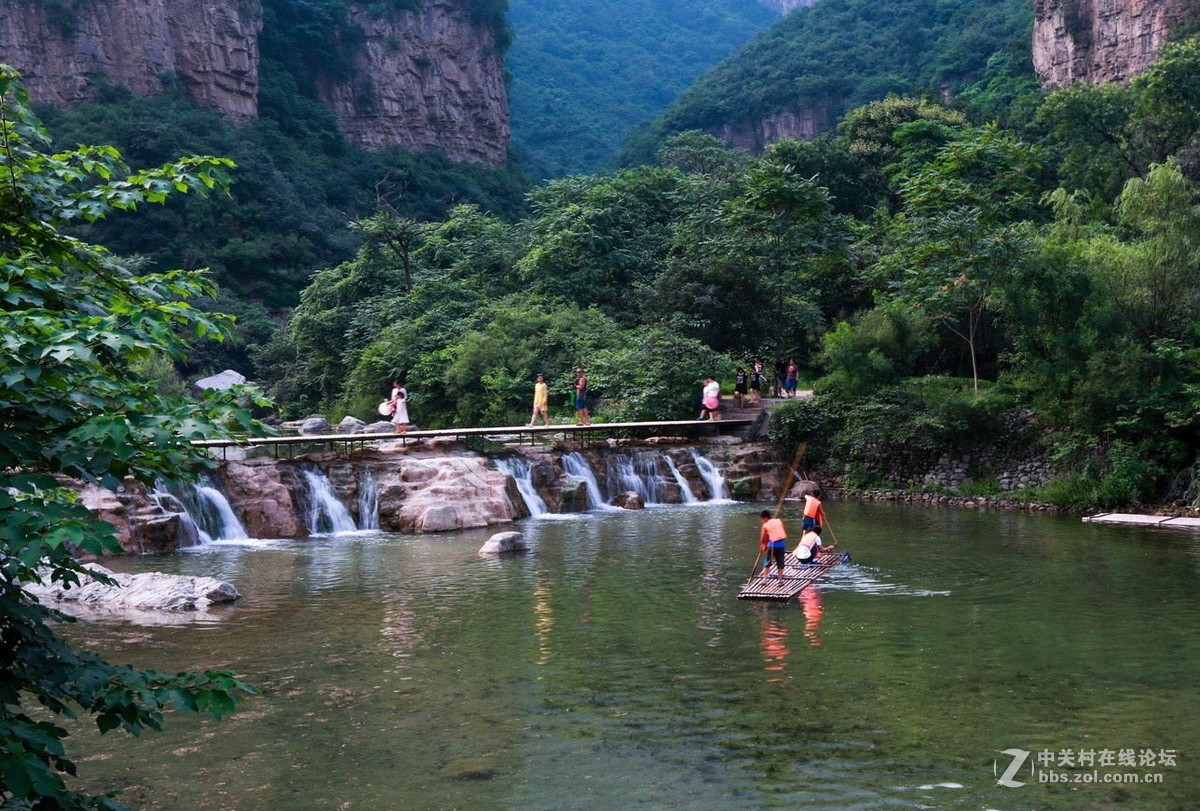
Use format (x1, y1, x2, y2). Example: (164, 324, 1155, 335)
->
(390, 379, 409, 434)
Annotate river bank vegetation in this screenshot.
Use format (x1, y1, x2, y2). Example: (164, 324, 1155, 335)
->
(0, 67, 261, 807)
(259, 38, 1200, 512)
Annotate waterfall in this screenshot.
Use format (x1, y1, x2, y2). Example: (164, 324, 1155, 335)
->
(561, 452, 616, 511)
(150, 485, 206, 547)
(493, 456, 549, 517)
(605, 453, 653, 504)
(663, 454, 699, 504)
(170, 478, 248, 542)
(603, 451, 671, 505)
(689, 449, 730, 501)
(357, 467, 379, 530)
(302, 468, 358, 534)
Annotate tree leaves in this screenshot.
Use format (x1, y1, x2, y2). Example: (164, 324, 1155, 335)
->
(0, 65, 260, 806)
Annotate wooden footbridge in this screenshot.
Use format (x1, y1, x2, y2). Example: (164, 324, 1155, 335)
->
(191, 417, 758, 458)
(738, 549, 850, 600)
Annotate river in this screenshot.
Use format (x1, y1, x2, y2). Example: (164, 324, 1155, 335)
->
(63, 502, 1199, 808)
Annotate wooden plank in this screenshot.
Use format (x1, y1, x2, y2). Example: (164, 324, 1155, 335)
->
(189, 418, 755, 450)
(738, 550, 848, 601)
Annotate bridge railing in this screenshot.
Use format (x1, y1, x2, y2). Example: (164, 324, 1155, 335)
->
(190, 418, 755, 459)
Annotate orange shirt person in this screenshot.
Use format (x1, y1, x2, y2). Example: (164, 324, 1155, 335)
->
(802, 489, 827, 533)
(759, 510, 787, 579)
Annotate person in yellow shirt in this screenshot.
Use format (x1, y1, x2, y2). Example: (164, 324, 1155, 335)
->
(528, 373, 550, 426)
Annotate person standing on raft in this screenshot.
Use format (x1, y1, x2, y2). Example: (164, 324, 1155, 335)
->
(760, 510, 788, 579)
(802, 488, 828, 534)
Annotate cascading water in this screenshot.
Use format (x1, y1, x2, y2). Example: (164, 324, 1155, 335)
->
(357, 467, 380, 530)
(663, 454, 699, 504)
(689, 449, 731, 501)
(605, 453, 655, 504)
(169, 478, 248, 543)
(493, 456, 549, 517)
(302, 468, 358, 534)
(150, 485, 206, 547)
(561, 452, 616, 511)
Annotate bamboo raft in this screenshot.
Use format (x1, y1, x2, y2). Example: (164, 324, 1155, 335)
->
(737, 549, 850, 600)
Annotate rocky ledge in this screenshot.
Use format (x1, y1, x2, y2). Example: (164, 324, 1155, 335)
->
(26, 563, 240, 623)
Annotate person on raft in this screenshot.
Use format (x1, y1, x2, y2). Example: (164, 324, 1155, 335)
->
(795, 527, 825, 565)
(759, 510, 788, 579)
(802, 488, 828, 533)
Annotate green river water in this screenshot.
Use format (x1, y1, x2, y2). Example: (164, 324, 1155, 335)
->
(62, 502, 1199, 809)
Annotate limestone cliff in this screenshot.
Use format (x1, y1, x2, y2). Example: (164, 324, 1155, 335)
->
(717, 103, 835, 153)
(0, 0, 509, 165)
(1033, 0, 1193, 86)
(0, 0, 261, 120)
(314, 0, 509, 165)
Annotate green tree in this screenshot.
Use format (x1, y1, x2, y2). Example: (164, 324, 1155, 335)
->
(877, 125, 1046, 391)
(0, 67, 258, 807)
(517, 167, 694, 320)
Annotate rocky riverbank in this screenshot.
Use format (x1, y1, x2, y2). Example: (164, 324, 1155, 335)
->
(78, 437, 789, 553)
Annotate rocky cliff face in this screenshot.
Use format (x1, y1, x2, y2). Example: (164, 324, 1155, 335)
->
(0, 0, 509, 165)
(718, 103, 835, 153)
(314, 0, 509, 165)
(0, 0, 261, 120)
(1033, 0, 1193, 86)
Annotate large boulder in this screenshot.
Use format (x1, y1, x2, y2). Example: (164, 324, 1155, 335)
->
(613, 490, 645, 510)
(478, 531, 528, 556)
(218, 458, 306, 538)
(26, 563, 239, 622)
(337, 416, 368, 434)
(375, 456, 519, 533)
(193, 369, 246, 393)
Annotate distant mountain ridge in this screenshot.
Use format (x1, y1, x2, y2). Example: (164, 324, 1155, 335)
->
(0, 0, 510, 166)
(621, 0, 1034, 164)
(506, 0, 787, 179)
(623, 0, 1198, 163)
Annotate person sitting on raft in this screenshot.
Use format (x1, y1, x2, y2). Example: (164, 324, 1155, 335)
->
(795, 527, 824, 565)
(759, 510, 788, 579)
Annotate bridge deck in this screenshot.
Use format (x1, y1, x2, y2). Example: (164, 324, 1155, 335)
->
(191, 418, 755, 458)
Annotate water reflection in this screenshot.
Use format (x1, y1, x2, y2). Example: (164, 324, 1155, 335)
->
(799, 586, 824, 646)
(66, 503, 1200, 809)
(760, 615, 791, 680)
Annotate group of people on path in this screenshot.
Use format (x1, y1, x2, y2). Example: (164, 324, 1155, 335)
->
(529, 369, 590, 426)
(704, 353, 806, 418)
(759, 488, 830, 579)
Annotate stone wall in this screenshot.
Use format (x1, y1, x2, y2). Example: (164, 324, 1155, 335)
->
(1033, 0, 1193, 87)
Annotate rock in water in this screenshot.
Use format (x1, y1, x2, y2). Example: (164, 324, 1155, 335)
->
(26, 563, 240, 620)
(479, 531, 527, 556)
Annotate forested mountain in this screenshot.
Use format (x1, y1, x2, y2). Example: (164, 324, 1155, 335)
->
(256, 34, 1200, 511)
(8, 0, 530, 377)
(621, 0, 1034, 164)
(506, 0, 782, 179)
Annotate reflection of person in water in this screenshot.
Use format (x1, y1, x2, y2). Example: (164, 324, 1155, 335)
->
(799, 588, 824, 647)
(760, 616, 790, 681)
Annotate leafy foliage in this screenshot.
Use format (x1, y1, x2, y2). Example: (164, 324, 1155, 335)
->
(621, 0, 1033, 166)
(507, 0, 777, 179)
(0, 67, 259, 807)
